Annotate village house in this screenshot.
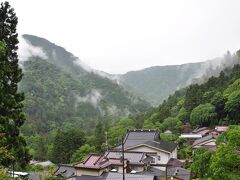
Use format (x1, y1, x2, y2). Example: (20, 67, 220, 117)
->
(73, 154, 127, 177)
(191, 134, 218, 151)
(105, 150, 153, 173)
(113, 129, 178, 171)
(190, 126, 229, 151)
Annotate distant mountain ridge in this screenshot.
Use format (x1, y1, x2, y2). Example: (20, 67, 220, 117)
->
(19, 34, 151, 134)
(19, 35, 239, 135)
(120, 53, 238, 105)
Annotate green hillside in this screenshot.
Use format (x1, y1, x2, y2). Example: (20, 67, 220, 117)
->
(19, 35, 151, 135)
(140, 60, 240, 132)
(121, 63, 204, 105)
(121, 52, 238, 106)
(105, 53, 240, 147)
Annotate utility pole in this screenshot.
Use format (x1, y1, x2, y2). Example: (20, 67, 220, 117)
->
(165, 163, 167, 180)
(165, 159, 170, 180)
(105, 131, 108, 151)
(122, 136, 125, 180)
(12, 162, 14, 179)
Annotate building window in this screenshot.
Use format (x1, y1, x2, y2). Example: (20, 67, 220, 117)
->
(158, 156, 161, 161)
(151, 157, 156, 164)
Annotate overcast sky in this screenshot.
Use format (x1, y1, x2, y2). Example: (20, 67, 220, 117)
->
(7, 0, 240, 74)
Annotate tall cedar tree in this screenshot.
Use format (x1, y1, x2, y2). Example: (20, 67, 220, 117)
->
(0, 1, 30, 168)
(50, 129, 86, 164)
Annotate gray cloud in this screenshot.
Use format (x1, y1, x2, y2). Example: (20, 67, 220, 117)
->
(75, 89, 102, 108)
(18, 36, 47, 62)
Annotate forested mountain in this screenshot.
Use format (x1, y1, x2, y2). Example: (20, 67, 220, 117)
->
(18, 34, 240, 164)
(105, 53, 240, 146)
(19, 35, 151, 135)
(140, 60, 240, 132)
(121, 52, 239, 105)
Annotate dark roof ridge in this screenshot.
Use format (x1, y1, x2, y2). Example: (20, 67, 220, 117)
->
(82, 154, 94, 164)
(94, 155, 106, 165)
(127, 129, 158, 132)
(107, 150, 145, 154)
(143, 140, 177, 153)
(58, 163, 76, 167)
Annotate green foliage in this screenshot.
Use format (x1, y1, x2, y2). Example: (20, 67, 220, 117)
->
(95, 121, 105, 150)
(176, 107, 188, 123)
(224, 79, 240, 123)
(191, 148, 212, 179)
(225, 90, 240, 123)
(50, 129, 86, 164)
(177, 146, 192, 161)
(0, 147, 14, 166)
(30, 135, 48, 160)
(160, 133, 178, 141)
(0, 2, 30, 168)
(26, 164, 44, 172)
(210, 91, 226, 121)
(159, 117, 182, 133)
(0, 168, 11, 180)
(223, 78, 240, 96)
(184, 84, 203, 112)
(107, 118, 134, 146)
(190, 103, 217, 127)
(210, 126, 240, 179)
(143, 119, 155, 129)
(71, 144, 96, 163)
(190, 126, 240, 179)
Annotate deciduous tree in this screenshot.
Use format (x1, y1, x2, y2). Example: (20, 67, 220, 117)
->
(191, 148, 212, 179)
(210, 126, 240, 179)
(71, 144, 96, 163)
(190, 103, 217, 127)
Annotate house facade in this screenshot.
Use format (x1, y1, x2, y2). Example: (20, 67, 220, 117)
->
(125, 141, 177, 170)
(113, 129, 178, 171)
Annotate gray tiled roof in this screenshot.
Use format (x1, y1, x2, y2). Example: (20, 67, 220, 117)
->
(106, 151, 145, 165)
(106, 172, 154, 180)
(139, 166, 165, 176)
(167, 158, 184, 168)
(192, 127, 209, 133)
(143, 141, 177, 153)
(55, 164, 76, 178)
(114, 129, 160, 150)
(167, 167, 191, 180)
(68, 172, 154, 180)
(192, 134, 217, 147)
(67, 173, 107, 180)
